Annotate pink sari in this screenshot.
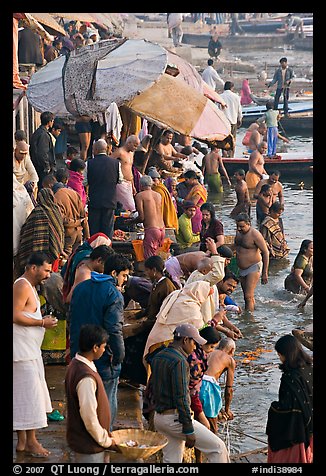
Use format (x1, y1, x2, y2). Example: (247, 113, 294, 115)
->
(240, 79, 253, 106)
(267, 436, 313, 464)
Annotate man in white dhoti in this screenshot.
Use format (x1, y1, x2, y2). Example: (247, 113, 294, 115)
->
(13, 252, 59, 457)
(111, 135, 140, 212)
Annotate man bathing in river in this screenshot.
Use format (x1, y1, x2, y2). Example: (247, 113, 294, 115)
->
(235, 212, 269, 312)
(199, 337, 236, 433)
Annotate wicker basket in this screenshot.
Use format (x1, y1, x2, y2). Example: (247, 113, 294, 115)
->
(111, 429, 168, 461)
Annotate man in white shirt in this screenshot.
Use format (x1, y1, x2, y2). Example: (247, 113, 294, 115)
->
(219, 81, 243, 158)
(202, 59, 225, 91)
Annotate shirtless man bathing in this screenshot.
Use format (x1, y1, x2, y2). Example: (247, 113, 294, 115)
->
(199, 337, 236, 433)
(151, 130, 188, 173)
(132, 175, 165, 259)
(235, 212, 269, 312)
(202, 145, 231, 193)
(245, 141, 268, 202)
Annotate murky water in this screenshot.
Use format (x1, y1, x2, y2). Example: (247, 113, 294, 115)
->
(208, 133, 313, 453)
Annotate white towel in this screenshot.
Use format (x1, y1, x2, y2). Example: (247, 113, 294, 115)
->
(105, 102, 123, 144)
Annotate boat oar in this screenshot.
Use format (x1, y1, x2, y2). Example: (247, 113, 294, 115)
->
(278, 116, 289, 140)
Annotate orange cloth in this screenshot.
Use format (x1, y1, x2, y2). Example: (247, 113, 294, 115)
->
(245, 171, 261, 190)
(186, 183, 208, 205)
(152, 182, 179, 232)
(119, 106, 141, 143)
(13, 18, 27, 90)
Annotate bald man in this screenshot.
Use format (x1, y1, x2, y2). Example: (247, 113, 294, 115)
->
(87, 139, 122, 239)
(165, 250, 207, 288)
(245, 141, 268, 199)
(186, 238, 226, 325)
(111, 134, 140, 211)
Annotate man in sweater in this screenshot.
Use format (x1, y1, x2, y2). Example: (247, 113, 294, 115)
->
(65, 324, 116, 463)
(267, 57, 295, 116)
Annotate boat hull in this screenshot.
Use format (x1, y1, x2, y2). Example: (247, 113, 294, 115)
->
(223, 155, 313, 176)
(242, 114, 313, 132)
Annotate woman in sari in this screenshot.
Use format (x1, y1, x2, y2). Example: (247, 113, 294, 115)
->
(67, 158, 87, 207)
(266, 334, 313, 463)
(240, 78, 253, 106)
(284, 240, 313, 295)
(184, 170, 208, 234)
(259, 201, 290, 260)
(15, 188, 65, 276)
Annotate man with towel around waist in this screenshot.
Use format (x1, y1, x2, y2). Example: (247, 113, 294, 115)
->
(132, 175, 165, 259)
(111, 135, 140, 211)
(235, 212, 269, 312)
(199, 337, 236, 433)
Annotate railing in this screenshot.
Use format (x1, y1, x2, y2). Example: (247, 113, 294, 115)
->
(13, 89, 40, 146)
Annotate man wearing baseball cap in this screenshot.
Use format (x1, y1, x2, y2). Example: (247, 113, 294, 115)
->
(148, 323, 230, 463)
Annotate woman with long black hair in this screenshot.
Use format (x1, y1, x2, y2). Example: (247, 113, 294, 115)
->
(199, 202, 224, 252)
(266, 334, 313, 463)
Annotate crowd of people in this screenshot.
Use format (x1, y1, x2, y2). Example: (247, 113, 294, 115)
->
(13, 15, 312, 466)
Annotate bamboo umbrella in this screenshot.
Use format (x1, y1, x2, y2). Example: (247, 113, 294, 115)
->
(29, 13, 66, 36)
(50, 13, 98, 23)
(23, 13, 53, 41)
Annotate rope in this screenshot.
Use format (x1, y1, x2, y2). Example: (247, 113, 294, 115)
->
(225, 421, 231, 454)
(119, 380, 145, 392)
(228, 424, 267, 445)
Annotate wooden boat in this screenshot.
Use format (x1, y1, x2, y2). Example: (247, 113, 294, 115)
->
(237, 17, 313, 34)
(231, 446, 268, 463)
(242, 100, 312, 121)
(223, 152, 313, 176)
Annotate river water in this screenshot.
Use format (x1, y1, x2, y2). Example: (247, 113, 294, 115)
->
(208, 131, 313, 454)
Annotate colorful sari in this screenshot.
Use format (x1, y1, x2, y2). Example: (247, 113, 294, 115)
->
(186, 183, 208, 233)
(260, 216, 290, 259)
(152, 182, 178, 231)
